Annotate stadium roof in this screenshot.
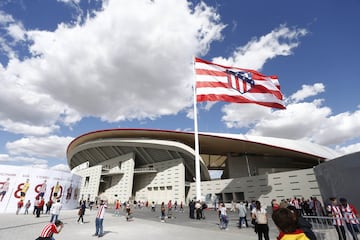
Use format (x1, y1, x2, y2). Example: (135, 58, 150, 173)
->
(67, 128, 339, 180)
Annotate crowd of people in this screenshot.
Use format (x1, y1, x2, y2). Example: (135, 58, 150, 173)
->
(201, 195, 360, 240)
(269, 196, 359, 240)
(13, 194, 360, 240)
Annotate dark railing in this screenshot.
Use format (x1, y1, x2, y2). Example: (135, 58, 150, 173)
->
(303, 215, 360, 240)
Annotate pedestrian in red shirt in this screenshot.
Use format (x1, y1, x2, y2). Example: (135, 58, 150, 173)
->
(339, 197, 360, 240)
(327, 197, 346, 240)
(16, 199, 24, 215)
(36, 197, 45, 217)
(36, 220, 64, 240)
(114, 199, 121, 216)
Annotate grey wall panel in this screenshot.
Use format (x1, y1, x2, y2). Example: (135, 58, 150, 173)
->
(314, 151, 360, 209)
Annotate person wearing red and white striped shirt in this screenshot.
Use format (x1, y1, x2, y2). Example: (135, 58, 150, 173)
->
(340, 197, 359, 240)
(36, 220, 63, 240)
(327, 198, 346, 240)
(93, 200, 107, 238)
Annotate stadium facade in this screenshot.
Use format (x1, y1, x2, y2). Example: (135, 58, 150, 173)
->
(67, 129, 338, 206)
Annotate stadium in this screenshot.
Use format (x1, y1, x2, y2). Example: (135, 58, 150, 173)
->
(67, 128, 338, 206)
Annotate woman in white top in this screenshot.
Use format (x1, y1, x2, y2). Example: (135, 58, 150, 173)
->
(251, 200, 269, 240)
(219, 203, 229, 230)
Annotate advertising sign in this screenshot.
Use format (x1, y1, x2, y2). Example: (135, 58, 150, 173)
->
(0, 164, 82, 213)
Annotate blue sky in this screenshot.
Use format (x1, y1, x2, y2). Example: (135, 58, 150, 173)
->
(0, 0, 359, 171)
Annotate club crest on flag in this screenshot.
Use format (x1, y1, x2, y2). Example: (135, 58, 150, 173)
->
(225, 69, 255, 94)
(195, 57, 285, 109)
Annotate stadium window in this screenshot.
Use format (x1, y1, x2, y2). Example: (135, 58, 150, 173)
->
(85, 176, 90, 187)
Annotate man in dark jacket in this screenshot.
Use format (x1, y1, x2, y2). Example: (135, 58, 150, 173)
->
(287, 205, 317, 240)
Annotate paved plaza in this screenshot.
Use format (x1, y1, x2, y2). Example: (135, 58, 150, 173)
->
(0, 206, 281, 240)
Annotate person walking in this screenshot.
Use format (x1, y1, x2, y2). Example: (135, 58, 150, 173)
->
(35, 220, 64, 240)
(167, 200, 173, 219)
(327, 197, 346, 240)
(16, 199, 24, 215)
(251, 200, 270, 240)
(24, 200, 31, 214)
(218, 202, 229, 230)
(238, 201, 248, 228)
(77, 200, 86, 224)
(189, 200, 195, 219)
(50, 200, 62, 223)
(45, 199, 53, 215)
(195, 200, 202, 220)
(201, 201, 208, 219)
(160, 202, 166, 222)
(339, 197, 359, 240)
(125, 202, 133, 221)
(37, 197, 45, 217)
(174, 200, 178, 211)
(180, 201, 184, 213)
(94, 200, 107, 237)
(114, 199, 121, 216)
(34, 197, 40, 217)
(151, 201, 156, 212)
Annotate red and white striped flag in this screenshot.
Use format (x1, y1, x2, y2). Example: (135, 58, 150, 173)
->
(195, 57, 286, 109)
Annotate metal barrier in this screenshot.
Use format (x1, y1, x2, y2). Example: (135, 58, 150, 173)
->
(303, 215, 360, 240)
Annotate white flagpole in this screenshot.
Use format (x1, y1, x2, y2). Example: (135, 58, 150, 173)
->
(192, 57, 202, 201)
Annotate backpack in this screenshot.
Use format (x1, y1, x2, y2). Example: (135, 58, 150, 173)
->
(256, 212, 267, 224)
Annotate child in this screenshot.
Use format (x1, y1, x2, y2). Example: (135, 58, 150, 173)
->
(272, 208, 310, 240)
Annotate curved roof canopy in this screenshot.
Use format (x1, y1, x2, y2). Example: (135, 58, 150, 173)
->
(67, 129, 339, 181)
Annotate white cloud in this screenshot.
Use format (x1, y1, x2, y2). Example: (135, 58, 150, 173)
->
(221, 83, 360, 152)
(0, 0, 225, 137)
(336, 142, 360, 155)
(0, 153, 10, 162)
(289, 83, 325, 103)
(57, 0, 81, 4)
(246, 100, 332, 140)
(0, 11, 14, 24)
(311, 110, 360, 146)
(7, 23, 26, 41)
(222, 104, 271, 128)
(202, 102, 217, 111)
(212, 25, 308, 70)
(50, 164, 71, 172)
(0, 154, 48, 165)
(0, 10, 24, 59)
(0, 119, 59, 136)
(6, 135, 74, 159)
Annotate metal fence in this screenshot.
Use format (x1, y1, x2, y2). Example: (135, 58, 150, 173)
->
(303, 215, 360, 240)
